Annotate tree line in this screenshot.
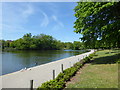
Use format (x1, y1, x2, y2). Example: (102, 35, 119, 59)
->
(0, 33, 85, 50)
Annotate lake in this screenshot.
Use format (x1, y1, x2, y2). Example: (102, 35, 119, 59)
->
(1, 50, 87, 75)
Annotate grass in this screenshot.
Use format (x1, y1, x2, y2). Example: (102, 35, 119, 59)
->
(66, 49, 120, 88)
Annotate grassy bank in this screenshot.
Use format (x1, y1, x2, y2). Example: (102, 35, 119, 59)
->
(66, 49, 120, 88)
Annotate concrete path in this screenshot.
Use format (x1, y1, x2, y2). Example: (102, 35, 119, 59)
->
(0, 50, 94, 89)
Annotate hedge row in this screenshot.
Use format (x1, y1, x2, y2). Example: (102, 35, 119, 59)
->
(37, 53, 95, 89)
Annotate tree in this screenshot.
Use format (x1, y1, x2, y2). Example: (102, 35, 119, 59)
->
(64, 42, 74, 50)
(73, 41, 85, 50)
(1, 40, 5, 49)
(22, 33, 32, 49)
(73, 41, 80, 50)
(10, 33, 64, 50)
(33, 34, 58, 50)
(74, 2, 120, 48)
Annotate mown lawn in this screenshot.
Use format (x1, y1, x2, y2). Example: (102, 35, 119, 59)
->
(66, 49, 120, 88)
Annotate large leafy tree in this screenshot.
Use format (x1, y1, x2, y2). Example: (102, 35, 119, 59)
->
(74, 2, 120, 48)
(8, 33, 64, 50)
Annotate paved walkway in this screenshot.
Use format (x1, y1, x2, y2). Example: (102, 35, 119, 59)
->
(0, 50, 94, 89)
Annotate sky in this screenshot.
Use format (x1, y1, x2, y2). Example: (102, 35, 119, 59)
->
(2, 2, 81, 42)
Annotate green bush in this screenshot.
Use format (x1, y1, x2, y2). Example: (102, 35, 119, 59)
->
(83, 53, 95, 63)
(56, 72, 64, 81)
(64, 67, 77, 77)
(37, 79, 65, 89)
(63, 75, 70, 81)
(73, 62, 82, 69)
(89, 53, 96, 58)
(39, 80, 54, 88)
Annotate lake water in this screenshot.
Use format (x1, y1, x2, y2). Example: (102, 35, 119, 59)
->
(1, 50, 87, 75)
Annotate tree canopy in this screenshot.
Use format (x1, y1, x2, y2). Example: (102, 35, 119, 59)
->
(74, 2, 120, 49)
(1, 33, 85, 50)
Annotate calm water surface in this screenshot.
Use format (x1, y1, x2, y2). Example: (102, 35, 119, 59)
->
(1, 50, 86, 75)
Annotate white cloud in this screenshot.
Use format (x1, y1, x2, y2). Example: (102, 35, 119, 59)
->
(2, 3, 35, 35)
(52, 15, 64, 27)
(21, 4, 34, 18)
(3, 3, 34, 24)
(2, 24, 28, 33)
(40, 10, 49, 27)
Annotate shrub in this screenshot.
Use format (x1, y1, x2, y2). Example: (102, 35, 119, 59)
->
(83, 53, 95, 63)
(56, 72, 64, 81)
(89, 53, 96, 58)
(52, 80, 65, 88)
(63, 75, 70, 81)
(38, 80, 53, 89)
(73, 62, 82, 69)
(37, 79, 65, 89)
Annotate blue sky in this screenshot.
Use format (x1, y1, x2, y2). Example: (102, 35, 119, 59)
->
(2, 2, 81, 42)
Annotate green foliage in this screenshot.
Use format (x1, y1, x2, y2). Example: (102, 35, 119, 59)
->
(63, 67, 77, 80)
(89, 53, 95, 59)
(56, 73, 64, 81)
(74, 2, 120, 49)
(1, 40, 13, 49)
(73, 62, 81, 69)
(64, 41, 85, 50)
(83, 57, 90, 62)
(64, 42, 74, 50)
(38, 79, 65, 89)
(37, 53, 95, 89)
(83, 53, 96, 63)
(39, 79, 65, 89)
(1, 33, 87, 50)
(1, 33, 88, 50)
(1, 33, 65, 50)
(73, 41, 85, 50)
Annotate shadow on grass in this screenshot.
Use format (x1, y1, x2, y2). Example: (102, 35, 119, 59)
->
(91, 53, 120, 65)
(105, 52, 116, 54)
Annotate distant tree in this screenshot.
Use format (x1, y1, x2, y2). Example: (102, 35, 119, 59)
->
(1, 40, 5, 49)
(73, 41, 85, 50)
(64, 41, 85, 50)
(22, 33, 32, 49)
(1, 40, 13, 49)
(33, 34, 58, 50)
(1, 33, 87, 50)
(10, 33, 64, 50)
(64, 42, 74, 50)
(73, 41, 80, 50)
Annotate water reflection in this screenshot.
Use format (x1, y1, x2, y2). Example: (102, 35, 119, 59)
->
(2, 50, 86, 75)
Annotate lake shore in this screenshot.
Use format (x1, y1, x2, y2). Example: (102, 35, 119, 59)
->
(2, 49, 89, 75)
(0, 50, 94, 89)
